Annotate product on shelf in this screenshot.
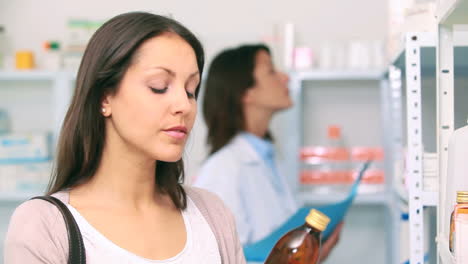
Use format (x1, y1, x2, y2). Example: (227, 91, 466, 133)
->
(422, 152, 438, 192)
(300, 125, 385, 194)
(264, 209, 330, 264)
(15, 50, 35, 70)
(387, 0, 436, 61)
(0, 132, 51, 162)
(42, 41, 62, 70)
(401, 151, 438, 198)
(300, 125, 351, 193)
(63, 19, 103, 70)
(442, 125, 468, 245)
(0, 162, 50, 193)
(294, 46, 314, 70)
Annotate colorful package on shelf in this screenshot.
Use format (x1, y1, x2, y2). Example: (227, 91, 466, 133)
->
(350, 146, 385, 183)
(299, 144, 351, 194)
(300, 146, 385, 184)
(0, 162, 51, 193)
(0, 132, 52, 163)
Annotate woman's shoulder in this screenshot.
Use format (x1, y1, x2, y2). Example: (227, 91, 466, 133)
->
(9, 192, 69, 227)
(4, 194, 69, 263)
(185, 186, 235, 222)
(185, 186, 227, 210)
(185, 185, 246, 263)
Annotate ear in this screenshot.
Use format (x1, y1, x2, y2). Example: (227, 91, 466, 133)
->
(101, 95, 112, 117)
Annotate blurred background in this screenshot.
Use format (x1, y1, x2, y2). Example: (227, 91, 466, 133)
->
(1, 0, 467, 263)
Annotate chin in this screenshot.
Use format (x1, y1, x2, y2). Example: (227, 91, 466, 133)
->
(277, 102, 293, 111)
(157, 154, 183, 162)
(154, 148, 184, 162)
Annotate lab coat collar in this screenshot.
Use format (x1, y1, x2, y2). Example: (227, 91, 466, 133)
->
(240, 132, 275, 161)
(230, 134, 264, 165)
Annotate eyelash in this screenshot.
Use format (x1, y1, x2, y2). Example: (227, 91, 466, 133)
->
(187, 91, 196, 99)
(150, 87, 196, 99)
(150, 87, 168, 94)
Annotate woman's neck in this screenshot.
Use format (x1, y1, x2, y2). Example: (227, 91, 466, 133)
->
(72, 129, 166, 211)
(244, 106, 273, 138)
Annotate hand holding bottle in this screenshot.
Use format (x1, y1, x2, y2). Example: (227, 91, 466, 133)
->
(318, 221, 343, 262)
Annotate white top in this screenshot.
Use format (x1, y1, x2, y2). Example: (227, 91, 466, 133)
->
(67, 197, 221, 264)
(194, 134, 297, 245)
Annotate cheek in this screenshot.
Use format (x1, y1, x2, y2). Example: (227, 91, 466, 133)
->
(187, 103, 198, 130)
(114, 92, 158, 135)
(126, 97, 148, 119)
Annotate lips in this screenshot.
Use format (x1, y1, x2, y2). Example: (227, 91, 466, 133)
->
(163, 126, 188, 140)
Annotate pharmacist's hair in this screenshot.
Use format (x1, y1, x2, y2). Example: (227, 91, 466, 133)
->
(203, 44, 271, 155)
(47, 12, 204, 209)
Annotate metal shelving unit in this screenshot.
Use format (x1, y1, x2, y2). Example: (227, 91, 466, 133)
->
(386, 33, 438, 264)
(0, 70, 75, 137)
(436, 0, 468, 263)
(280, 69, 398, 264)
(0, 70, 60, 80)
(385, 2, 468, 260)
(402, 32, 439, 264)
(387, 31, 449, 264)
(0, 70, 75, 201)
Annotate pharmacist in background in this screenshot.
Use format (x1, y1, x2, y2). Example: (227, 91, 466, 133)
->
(194, 44, 343, 261)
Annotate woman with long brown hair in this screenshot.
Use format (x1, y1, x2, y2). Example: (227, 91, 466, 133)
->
(194, 44, 342, 261)
(5, 12, 244, 264)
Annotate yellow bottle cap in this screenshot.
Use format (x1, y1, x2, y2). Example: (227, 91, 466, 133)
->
(456, 191, 468, 203)
(305, 209, 330, 232)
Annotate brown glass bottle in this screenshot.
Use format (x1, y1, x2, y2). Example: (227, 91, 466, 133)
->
(449, 191, 468, 252)
(265, 209, 330, 264)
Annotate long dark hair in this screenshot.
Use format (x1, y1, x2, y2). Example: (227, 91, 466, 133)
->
(202, 44, 270, 154)
(47, 12, 204, 209)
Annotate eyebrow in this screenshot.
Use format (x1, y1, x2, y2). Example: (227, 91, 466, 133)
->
(150, 67, 199, 79)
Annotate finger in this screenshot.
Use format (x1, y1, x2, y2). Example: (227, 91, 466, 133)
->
(319, 222, 344, 262)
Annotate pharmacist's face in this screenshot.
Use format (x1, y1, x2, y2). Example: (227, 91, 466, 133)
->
(101, 33, 199, 162)
(243, 50, 292, 112)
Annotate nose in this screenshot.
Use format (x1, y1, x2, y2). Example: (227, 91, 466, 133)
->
(171, 84, 193, 115)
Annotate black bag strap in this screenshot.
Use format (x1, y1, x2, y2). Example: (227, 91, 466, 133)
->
(31, 196, 86, 264)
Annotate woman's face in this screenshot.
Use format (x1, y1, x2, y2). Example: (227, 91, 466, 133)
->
(243, 50, 292, 112)
(102, 33, 200, 162)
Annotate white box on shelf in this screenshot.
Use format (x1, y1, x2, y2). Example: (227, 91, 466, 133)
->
(387, 1, 437, 62)
(423, 176, 438, 192)
(423, 152, 438, 192)
(423, 152, 438, 173)
(293, 47, 313, 70)
(0, 132, 51, 162)
(0, 161, 51, 193)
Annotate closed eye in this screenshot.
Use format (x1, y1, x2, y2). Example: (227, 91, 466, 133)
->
(150, 87, 168, 94)
(186, 91, 196, 99)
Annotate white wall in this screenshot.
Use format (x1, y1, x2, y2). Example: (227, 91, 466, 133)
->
(0, 0, 389, 68)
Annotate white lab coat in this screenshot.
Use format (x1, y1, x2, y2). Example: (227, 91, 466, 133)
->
(194, 134, 297, 245)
